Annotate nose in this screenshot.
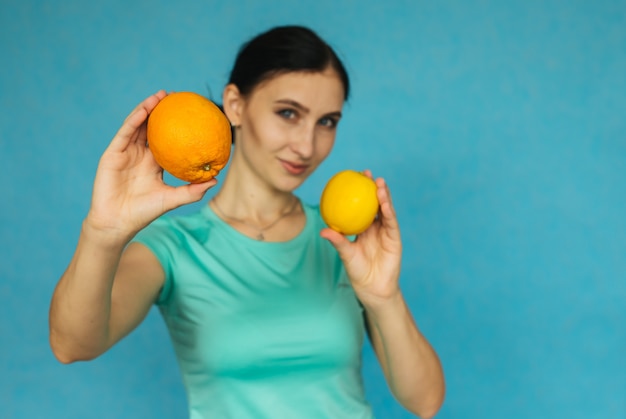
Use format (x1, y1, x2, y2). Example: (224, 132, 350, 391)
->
(289, 124, 315, 159)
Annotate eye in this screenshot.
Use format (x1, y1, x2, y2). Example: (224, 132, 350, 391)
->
(318, 116, 339, 128)
(277, 108, 297, 119)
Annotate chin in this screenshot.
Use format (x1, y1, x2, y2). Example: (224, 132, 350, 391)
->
(276, 175, 307, 193)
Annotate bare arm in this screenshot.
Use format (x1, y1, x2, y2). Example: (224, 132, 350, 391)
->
(364, 294, 445, 418)
(49, 231, 163, 362)
(322, 173, 445, 418)
(49, 91, 216, 363)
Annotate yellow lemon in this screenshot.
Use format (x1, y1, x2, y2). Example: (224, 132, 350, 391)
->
(320, 170, 379, 235)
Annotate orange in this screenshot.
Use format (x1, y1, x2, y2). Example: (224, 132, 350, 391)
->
(147, 92, 232, 183)
(320, 170, 379, 235)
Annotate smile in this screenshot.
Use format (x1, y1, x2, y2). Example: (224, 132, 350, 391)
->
(280, 159, 309, 175)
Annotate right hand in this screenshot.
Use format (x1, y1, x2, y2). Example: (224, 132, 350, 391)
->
(86, 90, 217, 242)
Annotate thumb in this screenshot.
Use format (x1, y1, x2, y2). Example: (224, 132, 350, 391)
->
(320, 228, 355, 260)
(164, 179, 218, 211)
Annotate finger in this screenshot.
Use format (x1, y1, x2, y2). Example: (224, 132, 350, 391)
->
(362, 169, 373, 179)
(109, 90, 167, 152)
(320, 228, 356, 260)
(163, 178, 218, 211)
(140, 143, 164, 173)
(375, 178, 401, 235)
(122, 90, 166, 132)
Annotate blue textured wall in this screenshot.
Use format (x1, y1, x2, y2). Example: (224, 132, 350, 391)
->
(1, 1, 625, 418)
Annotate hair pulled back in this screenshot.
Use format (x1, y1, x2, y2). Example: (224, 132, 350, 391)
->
(227, 25, 350, 100)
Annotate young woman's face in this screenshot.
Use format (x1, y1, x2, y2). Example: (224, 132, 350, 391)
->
(228, 67, 345, 192)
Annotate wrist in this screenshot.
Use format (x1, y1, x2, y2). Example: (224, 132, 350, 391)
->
(82, 214, 136, 249)
(360, 289, 407, 321)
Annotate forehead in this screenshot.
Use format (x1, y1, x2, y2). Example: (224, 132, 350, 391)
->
(248, 69, 345, 110)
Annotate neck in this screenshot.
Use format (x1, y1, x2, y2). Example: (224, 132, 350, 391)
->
(211, 152, 297, 224)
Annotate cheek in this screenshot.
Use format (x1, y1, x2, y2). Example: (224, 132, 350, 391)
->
(315, 132, 336, 160)
(249, 116, 290, 151)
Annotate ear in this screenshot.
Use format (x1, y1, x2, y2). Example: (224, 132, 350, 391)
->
(222, 84, 244, 127)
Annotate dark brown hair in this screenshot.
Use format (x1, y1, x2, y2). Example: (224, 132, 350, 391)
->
(228, 25, 350, 100)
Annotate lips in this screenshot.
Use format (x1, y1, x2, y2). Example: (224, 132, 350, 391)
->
(280, 159, 309, 175)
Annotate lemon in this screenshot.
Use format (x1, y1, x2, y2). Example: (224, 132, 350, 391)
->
(320, 170, 379, 235)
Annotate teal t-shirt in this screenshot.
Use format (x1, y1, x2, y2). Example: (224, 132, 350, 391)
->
(132, 202, 374, 419)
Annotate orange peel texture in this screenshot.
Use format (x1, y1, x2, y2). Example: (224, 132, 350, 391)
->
(147, 91, 232, 183)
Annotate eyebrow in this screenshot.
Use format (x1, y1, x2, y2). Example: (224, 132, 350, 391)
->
(275, 99, 342, 119)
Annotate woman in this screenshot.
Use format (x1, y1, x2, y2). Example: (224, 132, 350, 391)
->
(49, 26, 445, 418)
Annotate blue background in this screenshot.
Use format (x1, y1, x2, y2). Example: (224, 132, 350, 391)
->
(1, 1, 625, 418)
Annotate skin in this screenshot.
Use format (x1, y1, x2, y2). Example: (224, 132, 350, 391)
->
(49, 67, 445, 418)
(213, 68, 344, 239)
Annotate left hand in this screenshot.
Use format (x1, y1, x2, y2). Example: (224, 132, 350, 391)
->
(320, 170, 402, 307)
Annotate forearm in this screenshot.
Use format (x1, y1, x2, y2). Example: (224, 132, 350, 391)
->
(365, 292, 445, 418)
(49, 219, 129, 362)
